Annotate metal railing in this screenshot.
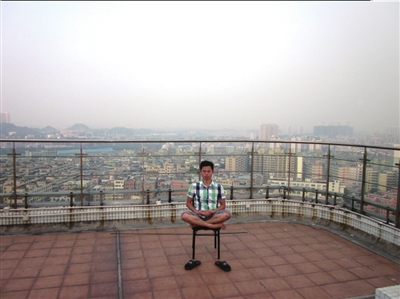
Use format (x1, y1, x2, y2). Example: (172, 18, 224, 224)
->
(1, 139, 399, 228)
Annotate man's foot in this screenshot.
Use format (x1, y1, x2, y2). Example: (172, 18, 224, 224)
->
(185, 260, 201, 270)
(215, 260, 231, 272)
(209, 223, 226, 230)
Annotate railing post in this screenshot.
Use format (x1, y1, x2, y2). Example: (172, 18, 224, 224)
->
(334, 193, 337, 206)
(75, 145, 88, 207)
(286, 149, 295, 200)
(24, 193, 28, 209)
(100, 190, 104, 206)
(386, 208, 390, 225)
(146, 189, 150, 204)
(7, 143, 21, 208)
(198, 142, 202, 182)
(359, 148, 369, 215)
(302, 188, 305, 202)
(230, 185, 234, 200)
(69, 192, 74, 207)
(168, 188, 172, 203)
(249, 142, 255, 199)
(324, 146, 333, 204)
(265, 186, 269, 199)
(315, 190, 318, 203)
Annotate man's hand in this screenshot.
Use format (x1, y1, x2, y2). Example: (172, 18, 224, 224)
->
(197, 210, 214, 216)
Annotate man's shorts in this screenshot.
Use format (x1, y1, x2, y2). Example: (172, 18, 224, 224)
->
(181, 209, 232, 221)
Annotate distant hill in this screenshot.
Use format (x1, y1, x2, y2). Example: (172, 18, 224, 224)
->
(0, 123, 41, 138)
(68, 123, 90, 131)
(41, 126, 59, 134)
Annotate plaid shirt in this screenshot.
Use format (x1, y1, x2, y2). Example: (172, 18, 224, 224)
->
(187, 181, 226, 211)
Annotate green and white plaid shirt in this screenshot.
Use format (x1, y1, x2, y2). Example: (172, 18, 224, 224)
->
(187, 181, 226, 211)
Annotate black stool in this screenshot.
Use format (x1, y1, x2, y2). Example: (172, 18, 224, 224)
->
(192, 226, 220, 260)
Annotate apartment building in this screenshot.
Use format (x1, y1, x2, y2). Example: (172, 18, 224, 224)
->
(225, 156, 249, 172)
(259, 123, 279, 140)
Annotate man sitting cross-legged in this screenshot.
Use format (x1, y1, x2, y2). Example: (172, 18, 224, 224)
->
(181, 160, 231, 230)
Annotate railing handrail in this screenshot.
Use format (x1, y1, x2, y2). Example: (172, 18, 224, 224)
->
(1, 138, 400, 151)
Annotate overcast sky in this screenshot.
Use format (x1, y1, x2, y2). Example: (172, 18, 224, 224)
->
(1, 1, 399, 133)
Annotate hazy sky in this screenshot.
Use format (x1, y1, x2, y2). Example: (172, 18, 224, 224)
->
(1, 1, 399, 132)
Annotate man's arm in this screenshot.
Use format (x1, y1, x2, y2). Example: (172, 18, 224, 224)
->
(186, 197, 198, 214)
(212, 198, 226, 213)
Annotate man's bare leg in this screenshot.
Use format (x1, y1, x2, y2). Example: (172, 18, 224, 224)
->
(205, 213, 230, 230)
(182, 213, 226, 229)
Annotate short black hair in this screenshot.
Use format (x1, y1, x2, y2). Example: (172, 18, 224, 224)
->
(200, 160, 214, 171)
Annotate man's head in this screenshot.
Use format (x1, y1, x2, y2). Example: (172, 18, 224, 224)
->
(200, 160, 214, 171)
(200, 160, 214, 182)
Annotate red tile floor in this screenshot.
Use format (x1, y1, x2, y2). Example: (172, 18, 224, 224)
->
(1, 221, 399, 299)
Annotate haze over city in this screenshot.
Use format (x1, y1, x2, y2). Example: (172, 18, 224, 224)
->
(1, 2, 399, 133)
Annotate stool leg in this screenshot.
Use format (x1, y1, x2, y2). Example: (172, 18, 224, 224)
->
(217, 230, 220, 260)
(214, 230, 217, 248)
(192, 230, 196, 260)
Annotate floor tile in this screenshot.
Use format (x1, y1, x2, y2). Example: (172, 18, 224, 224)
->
(1, 222, 399, 299)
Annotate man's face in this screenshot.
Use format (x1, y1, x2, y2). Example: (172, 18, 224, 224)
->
(200, 166, 214, 181)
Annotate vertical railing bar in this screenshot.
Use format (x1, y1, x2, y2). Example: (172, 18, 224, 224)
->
(80, 145, 84, 206)
(24, 193, 28, 209)
(74, 143, 87, 207)
(360, 147, 368, 215)
(386, 209, 390, 225)
(250, 142, 255, 199)
(287, 147, 294, 200)
(141, 143, 145, 204)
(12, 142, 17, 208)
(325, 145, 331, 204)
(197, 142, 202, 182)
(7, 142, 21, 208)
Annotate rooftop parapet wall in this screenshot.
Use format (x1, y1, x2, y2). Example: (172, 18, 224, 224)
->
(1, 199, 399, 262)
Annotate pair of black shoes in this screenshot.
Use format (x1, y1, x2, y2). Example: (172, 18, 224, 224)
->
(184, 260, 231, 271)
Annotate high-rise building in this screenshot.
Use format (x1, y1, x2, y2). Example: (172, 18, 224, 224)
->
(259, 123, 279, 140)
(331, 163, 372, 189)
(225, 156, 249, 172)
(1, 112, 10, 123)
(391, 145, 400, 167)
(253, 150, 302, 181)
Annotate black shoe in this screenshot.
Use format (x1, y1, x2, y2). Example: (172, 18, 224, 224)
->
(184, 260, 201, 270)
(215, 260, 231, 272)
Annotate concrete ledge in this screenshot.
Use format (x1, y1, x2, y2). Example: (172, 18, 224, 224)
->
(375, 285, 400, 299)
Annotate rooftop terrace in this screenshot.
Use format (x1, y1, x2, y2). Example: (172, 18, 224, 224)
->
(1, 218, 400, 299)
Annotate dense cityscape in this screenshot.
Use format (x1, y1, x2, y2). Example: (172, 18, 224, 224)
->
(1, 111, 399, 220)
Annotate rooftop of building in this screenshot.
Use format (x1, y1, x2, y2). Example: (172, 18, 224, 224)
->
(1, 219, 399, 299)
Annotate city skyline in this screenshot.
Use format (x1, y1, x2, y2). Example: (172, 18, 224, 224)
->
(2, 111, 399, 140)
(2, 2, 399, 132)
